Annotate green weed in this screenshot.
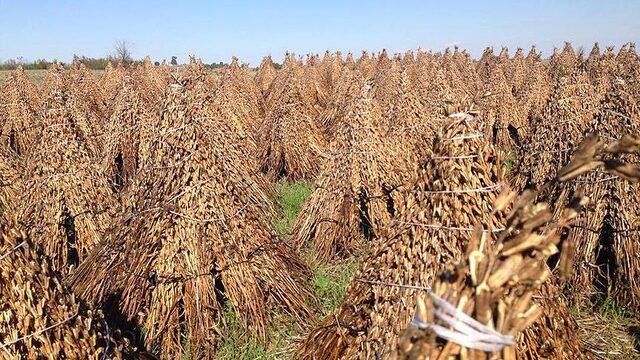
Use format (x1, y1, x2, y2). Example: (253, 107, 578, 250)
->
(213, 303, 301, 359)
(310, 259, 359, 315)
(594, 296, 640, 349)
(597, 297, 636, 326)
(273, 181, 313, 237)
(503, 149, 518, 176)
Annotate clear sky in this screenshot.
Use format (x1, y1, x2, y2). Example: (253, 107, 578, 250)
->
(1, 0, 638, 65)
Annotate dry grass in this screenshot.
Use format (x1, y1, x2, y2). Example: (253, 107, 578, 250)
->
(0, 69, 103, 85)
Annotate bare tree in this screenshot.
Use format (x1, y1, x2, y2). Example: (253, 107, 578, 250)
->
(113, 40, 132, 64)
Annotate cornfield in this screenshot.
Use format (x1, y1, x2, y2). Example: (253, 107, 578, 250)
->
(0, 42, 639, 359)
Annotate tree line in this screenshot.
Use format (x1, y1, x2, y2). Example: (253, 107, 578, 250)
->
(0, 56, 236, 71)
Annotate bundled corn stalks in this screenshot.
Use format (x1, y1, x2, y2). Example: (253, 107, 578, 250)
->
(70, 75, 313, 359)
(584, 44, 618, 101)
(393, 190, 587, 360)
(68, 61, 109, 132)
(514, 61, 552, 127)
(506, 48, 528, 96)
(99, 61, 127, 109)
(212, 57, 264, 139)
(525, 46, 541, 64)
(394, 133, 640, 359)
(384, 68, 435, 160)
(136, 57, 171, 99)
(0, 67, 42, 158)
(254, 55, 278, 98)
(496, 47, 510, 66)
(176, 60, 272, 197)
(549, 42, 579, 80)
(615, 43, 639, 76)
(477, 66, 527, 151)
(39, 64, 105, 158)
(0, 216, 134, 359)
(372, 51, 402, 111)
(264, 53, 301, 110)
(413, 56, 454, 118)
(345, 52, 357, 69)
(101, 74, 157, 191)
(564, 68, 640, 313)
(317, 51, 344, 97)
(16, 73, 114, 276)
(520, 71, 599, 190)
(318, 66, 362, 137)
(220, 57, 264, 119)
(476, 47, 497, 82)
(258, 66, 327, 181)
(356, 51, 376, 78)
(0, 154, 20, 215)
(451, 48, 484, 97)
(296, 110, 505, 358)
(440, 52, 476, 106)
(300, 54, 328, 110)
(439, 48, 482, 104)
(291, 77, 401, 261)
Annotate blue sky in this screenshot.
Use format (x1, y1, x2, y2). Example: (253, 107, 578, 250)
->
(0, 0, 638, 65)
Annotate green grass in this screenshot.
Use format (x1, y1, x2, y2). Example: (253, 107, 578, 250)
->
(594, 296, 640, 349)
(597, 297, 637, 326)
(214, 304, 300, 360)
(271, 181, 359, 315)
(213, 182, 316, 359)
(215, 306, 268, 360)
(273, 181, 314, 237)
(503, 149, 518, 176)
(310, 259, 359, 316)
(188, 180, 357, 359)
(181, 329, 191, 360)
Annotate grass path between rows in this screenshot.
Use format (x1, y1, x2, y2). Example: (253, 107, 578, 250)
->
(214, 181, 359, 359)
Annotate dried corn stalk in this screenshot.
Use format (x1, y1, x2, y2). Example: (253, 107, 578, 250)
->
(521, 71, 599, 189)
(477, 65, 527, 150)
(0, 154, 20, 215)
(549, 42, 579, 80)
(101, 74, 157, 191)
(394, 190, 588, 360)
(297, 110, 504, 359)
(0, 67, 42, 158)
(70, 74, 314, 359)
(254, 55, 278, 98)
(291, 77, 401, 261)
(0, 216, 134, 359)
(16, 70, 114, 276)
(258, 64, 326, 181)
(394, 132, 640, 359)
(99, 61, 127, 110)
(562, 66, 640, 313)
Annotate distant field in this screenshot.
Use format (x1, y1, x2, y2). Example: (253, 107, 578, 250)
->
(0, 69, 104, 85)
(0, 68, 229, 86)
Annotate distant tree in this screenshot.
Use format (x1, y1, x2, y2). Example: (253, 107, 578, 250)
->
(171, 56, 178, 66)
(154, 61, 160, 66)
(0, 57, 52, 70)
(113, 40, 133, 64)
(207, 61, 228, 69)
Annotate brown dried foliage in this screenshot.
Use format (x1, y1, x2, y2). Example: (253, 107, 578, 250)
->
(70, 74, 313, 359)
(292, 77, 400, 261)
(0, 216, 133, 359)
